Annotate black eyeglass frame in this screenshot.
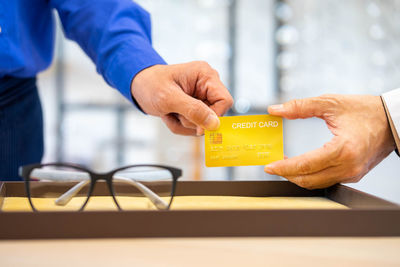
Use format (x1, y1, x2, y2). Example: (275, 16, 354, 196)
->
(19, 163, 182, 212)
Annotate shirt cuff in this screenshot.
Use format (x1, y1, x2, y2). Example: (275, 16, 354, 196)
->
(104, 41, 167, 110)
(382, 88, 400, 156)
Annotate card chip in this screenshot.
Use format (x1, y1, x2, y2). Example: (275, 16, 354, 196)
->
(209, 133, 223, 144)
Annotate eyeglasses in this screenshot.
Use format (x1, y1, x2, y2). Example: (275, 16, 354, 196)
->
(19, 163, 182, 212)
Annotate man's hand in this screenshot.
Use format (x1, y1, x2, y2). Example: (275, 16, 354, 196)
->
(131, 61, 233, 136)
(264, 94, 396, 189)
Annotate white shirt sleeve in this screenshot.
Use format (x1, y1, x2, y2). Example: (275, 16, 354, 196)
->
(382, 88, 400, 152)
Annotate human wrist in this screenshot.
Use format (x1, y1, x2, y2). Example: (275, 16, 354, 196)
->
(130, 64, 165, 114)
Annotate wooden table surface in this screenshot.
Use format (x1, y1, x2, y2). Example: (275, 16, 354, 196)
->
(1, 237, 400, 266)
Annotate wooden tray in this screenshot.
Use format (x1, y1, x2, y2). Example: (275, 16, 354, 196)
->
(0, 181, 399, 239)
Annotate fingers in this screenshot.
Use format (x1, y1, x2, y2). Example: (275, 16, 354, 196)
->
(168, 89, 221, 131)
(181, 61, 233, 117)
(284, 166, 343, 189)
(185, 62, 232, 133)
(264, 137, 341, 177)
(209, 96, 233, 117)
(268, 96, 335, 119)
(161, 115, 196, 136)
(284, 162, 364, 189)
(265, 136, 366, 189)
(133, 61, 233, 135)
(203, 74, 233, 117)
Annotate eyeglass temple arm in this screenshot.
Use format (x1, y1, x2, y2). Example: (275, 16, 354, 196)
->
(113, 176, 169, 210)
(54, 175, 168, 210)
(54, 180, 90, 206)
(30, 169, 90, 181)
(29, 169, 91, 206)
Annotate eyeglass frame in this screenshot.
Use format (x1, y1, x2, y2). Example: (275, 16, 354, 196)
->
(19, 162, 182, 212)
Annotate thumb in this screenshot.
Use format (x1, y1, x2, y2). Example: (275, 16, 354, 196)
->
(170, 90, 220, 131)
(268, 97, 326, 119)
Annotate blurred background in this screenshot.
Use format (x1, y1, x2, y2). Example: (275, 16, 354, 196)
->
(37, 0, 400, 203)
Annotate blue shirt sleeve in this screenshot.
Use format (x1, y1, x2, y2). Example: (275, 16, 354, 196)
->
(50, 0, 166, 107)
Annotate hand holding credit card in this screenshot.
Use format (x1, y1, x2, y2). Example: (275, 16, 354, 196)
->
(205, 115, 283, 167)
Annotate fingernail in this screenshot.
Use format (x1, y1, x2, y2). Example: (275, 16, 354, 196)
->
(264, 164, 276, 174)
(203, 113, 220, 130)
(268, 104, 284, 113)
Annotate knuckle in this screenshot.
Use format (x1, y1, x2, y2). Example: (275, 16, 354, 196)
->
(287, 99, 304, 117)
(193, 60, 211, 71)
(208, 67, 219, 77)
(289, 99, 302, 110)
(200, 71, 215, 82)
(196, 61, 218, 77)
(198, 60, 210, 68)
(318, 94, 340, 108)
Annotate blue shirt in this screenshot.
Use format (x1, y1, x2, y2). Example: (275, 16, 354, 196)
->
(0, 0, 166, 103)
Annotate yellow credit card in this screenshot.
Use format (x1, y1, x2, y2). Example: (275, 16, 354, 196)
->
(205, 114, 283, 167)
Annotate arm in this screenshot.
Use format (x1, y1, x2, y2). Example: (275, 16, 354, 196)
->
(264, 94, 396, 189)
(51, 0, 233, 135)
(50, 0, 165, 106)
